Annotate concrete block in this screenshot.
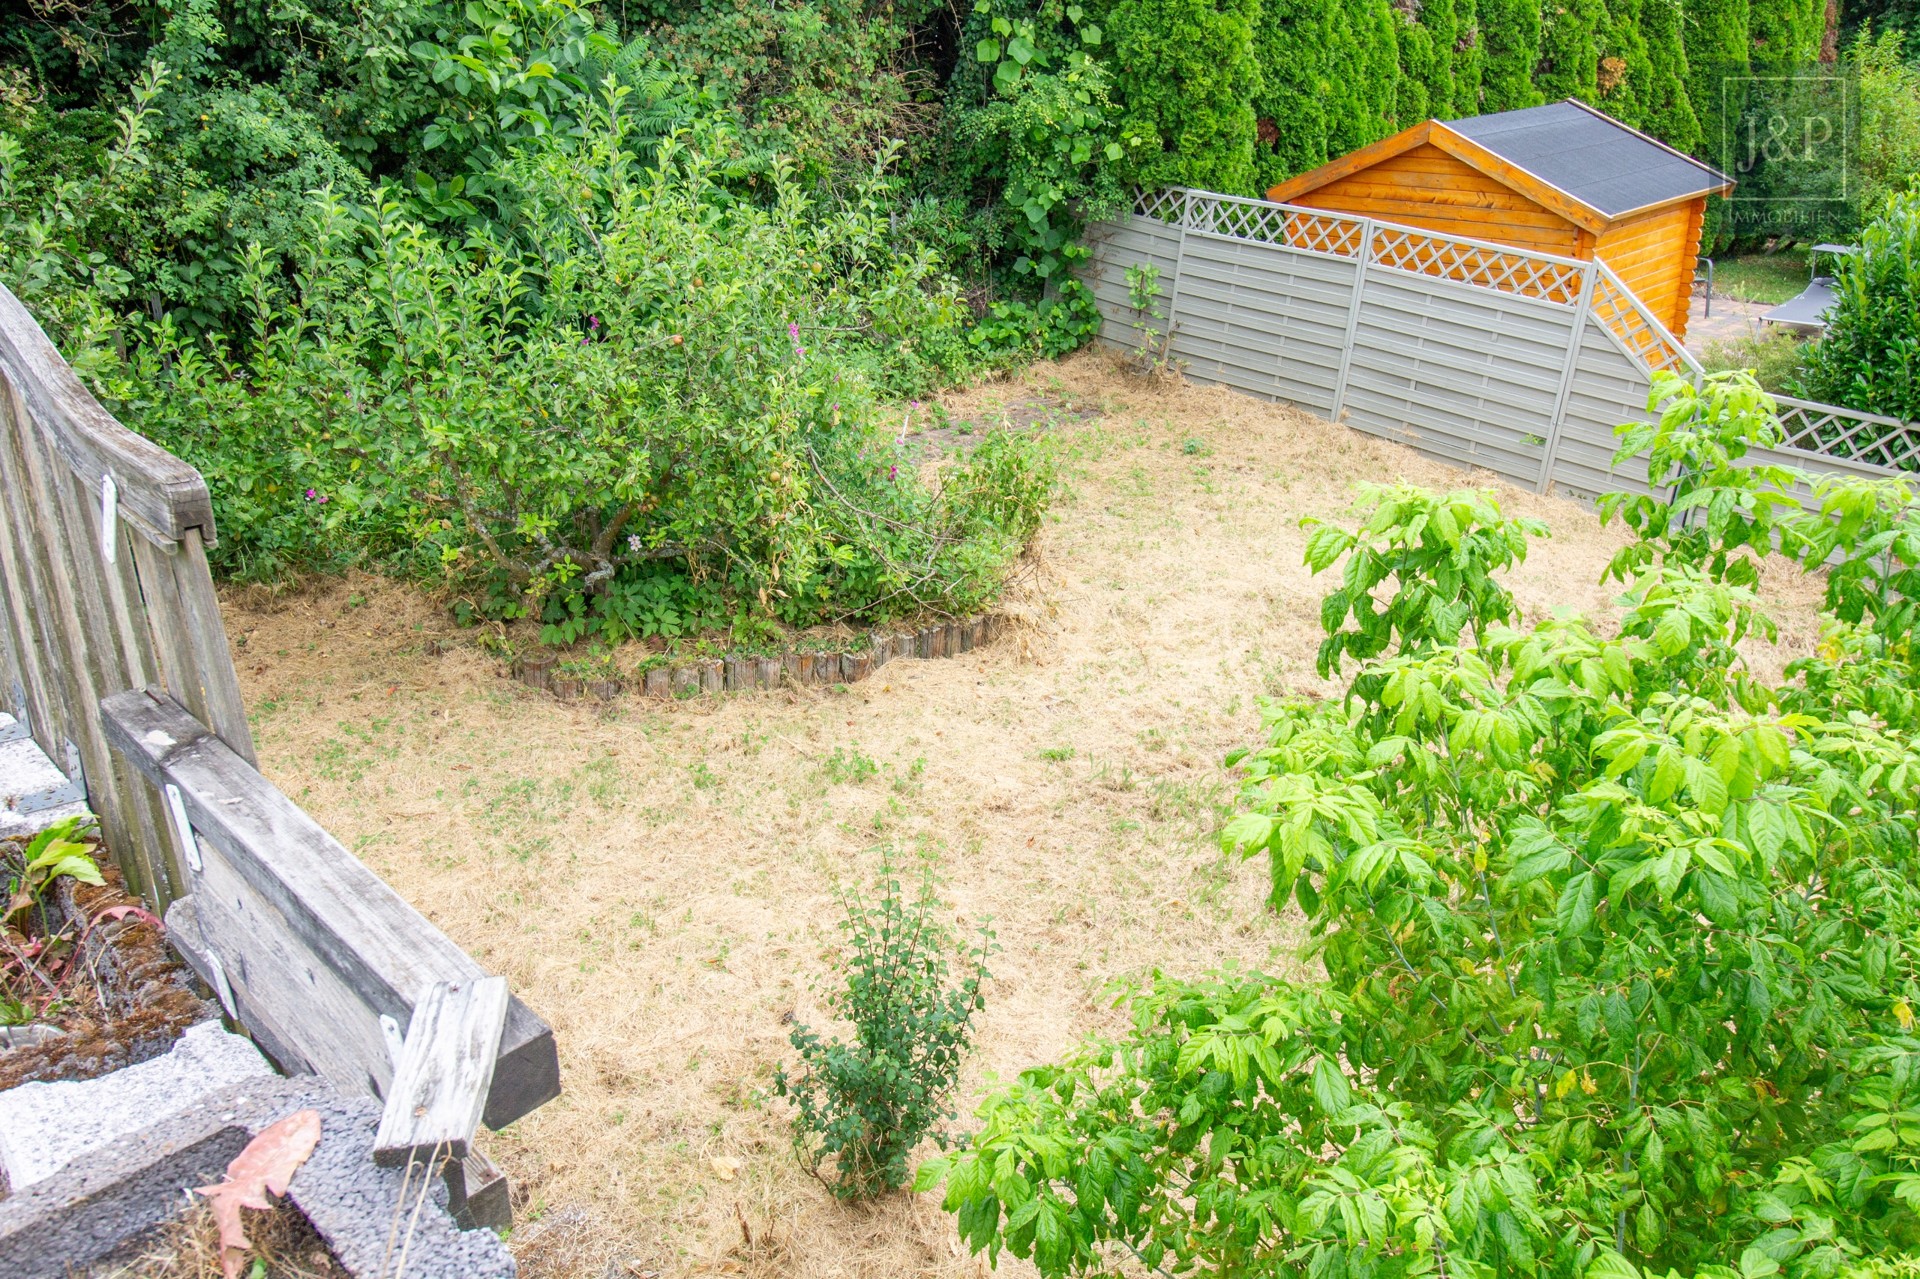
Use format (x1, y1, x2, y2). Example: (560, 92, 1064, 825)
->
(0, 1020, 272, 1190)
(0, 1075, 517, 1279)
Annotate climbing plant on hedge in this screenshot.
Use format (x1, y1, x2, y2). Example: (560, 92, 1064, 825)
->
(951, 0, 1124, 355)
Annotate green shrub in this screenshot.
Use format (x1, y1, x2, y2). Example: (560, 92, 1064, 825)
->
(1535, 0, 1606, 101)
(1849, 28, 1920, 236)
(1786, 472, 1920, 642)
(84, 88, 1048, 635)
(1477, 0, 1544, 111)
(1301, 483, 1547, 678)
(1252, 0, 1335, 188)
(1638, 0, 1701, 151)
(1597, 370, 1801, 588)
(921, 386, 1920, 1279)
(1700, 330, 1811, 397)
(1685, 0, 1751, 253)
(1798, 188, 1920, 425)
(1094, 0, 1263, 194)
(775, 857, 995, 1200)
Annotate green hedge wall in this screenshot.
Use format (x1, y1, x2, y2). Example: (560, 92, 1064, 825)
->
(1184, 0, 1830, 223)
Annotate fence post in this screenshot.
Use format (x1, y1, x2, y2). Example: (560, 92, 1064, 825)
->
(1157, 190, 1195, 356)
(1537, 261, 1599, 494)
(1328, 219, 1375, 423)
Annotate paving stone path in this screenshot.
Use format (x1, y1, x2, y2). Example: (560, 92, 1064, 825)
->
(1684, 291, 1773, 356)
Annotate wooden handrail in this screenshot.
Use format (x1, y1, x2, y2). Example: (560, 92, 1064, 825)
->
(0, 286, 561, 1151)
(0, 287, 214, 544)
(0, 282, 252, 904)
(101, 688, 559, 1128)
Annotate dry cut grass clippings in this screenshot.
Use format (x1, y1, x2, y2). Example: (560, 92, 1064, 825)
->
(86, 1201, 347, 1279)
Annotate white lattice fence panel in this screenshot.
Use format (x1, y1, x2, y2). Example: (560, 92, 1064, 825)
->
(1284, 211, 1366, 258)
(1589, 271, 1693, 376)
(1132, 188, 1185, 224)
(1775, 398, 1920, 472)
(1183, 192, 1366, 258)
(1369, 225, 1584, 304)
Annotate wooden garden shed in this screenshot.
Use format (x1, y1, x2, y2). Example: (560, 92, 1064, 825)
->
(1266, 100, 1733, 340)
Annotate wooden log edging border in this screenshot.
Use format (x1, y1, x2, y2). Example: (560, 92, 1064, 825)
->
(511, 614, 1007, 702)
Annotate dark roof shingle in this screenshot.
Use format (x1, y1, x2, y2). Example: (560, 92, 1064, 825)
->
(1444, 101, 1732, 217)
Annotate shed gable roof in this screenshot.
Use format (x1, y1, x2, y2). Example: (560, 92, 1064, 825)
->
(1447, 101, 1733, 218)
(1265, 101, 1733, 230)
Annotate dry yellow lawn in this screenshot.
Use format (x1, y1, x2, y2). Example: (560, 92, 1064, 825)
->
(219, 353, 1827, 1278)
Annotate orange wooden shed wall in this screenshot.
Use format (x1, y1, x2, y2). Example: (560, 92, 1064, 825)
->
(1270, 122, 1715, 341)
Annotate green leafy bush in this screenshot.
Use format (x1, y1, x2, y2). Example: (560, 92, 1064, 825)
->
(1597, 370, 1802, 588)
(1700, 329, 1811, 396)
(775, 858, 995, 1200)
(922, 381, 1920, 1279)
(1301, 483, 1547, 678)
(79, 88, 1049, 635)
(1798, 188, 1920, 425)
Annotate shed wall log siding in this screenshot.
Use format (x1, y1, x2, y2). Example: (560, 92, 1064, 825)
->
(1292, 144, 1586, 255)
(1594, 201, 1699, 339)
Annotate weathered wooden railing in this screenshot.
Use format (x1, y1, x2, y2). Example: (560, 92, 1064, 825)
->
(0, 282, 557, 1213)
(0, 285, 250, 904)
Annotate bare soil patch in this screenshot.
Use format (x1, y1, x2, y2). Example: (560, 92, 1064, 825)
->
(217, 352, 1827, 1278)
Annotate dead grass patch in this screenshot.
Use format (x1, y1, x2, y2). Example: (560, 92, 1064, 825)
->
(87, 1202, 347, 1279)
(218, 351, 1827, 1278)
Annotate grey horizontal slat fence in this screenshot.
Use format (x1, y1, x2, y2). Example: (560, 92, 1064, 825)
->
(1084, 188, 1917, 498)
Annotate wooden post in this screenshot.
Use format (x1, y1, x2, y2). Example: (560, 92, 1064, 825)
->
(1157, 189, 1194, 357)
(1328, 219, 1375, 423)
(1539, 261, 1600, 494)
(375, 977, 510, 1168)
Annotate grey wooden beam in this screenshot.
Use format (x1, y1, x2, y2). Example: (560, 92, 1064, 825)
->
(0, 284, 214, 544)
(101, 687, 560, 1128)
(374, 977, 509, 1167)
